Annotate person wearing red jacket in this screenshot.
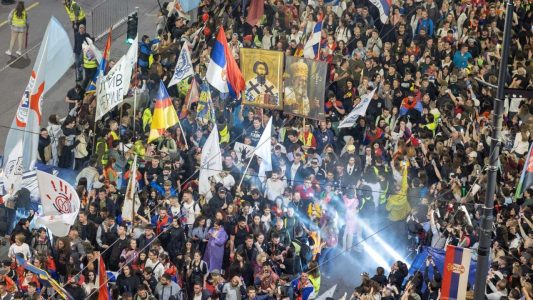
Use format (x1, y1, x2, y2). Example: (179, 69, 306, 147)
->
(17, 271, 40, 293)
(0, 270, 17, 294)
(365, 125, 384, 144)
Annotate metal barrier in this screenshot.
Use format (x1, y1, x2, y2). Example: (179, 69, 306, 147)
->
(91, 0, 132, 41)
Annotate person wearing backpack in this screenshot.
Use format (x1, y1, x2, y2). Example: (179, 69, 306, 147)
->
(46, 114, 63, 167)
(186, 251, 208, 295)
(155, 273, 181, 300)
(181, 191, 201, 236)
(291, 227, 312, 272)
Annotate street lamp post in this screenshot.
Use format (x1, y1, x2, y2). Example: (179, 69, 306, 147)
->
(473, 0, 514, 298)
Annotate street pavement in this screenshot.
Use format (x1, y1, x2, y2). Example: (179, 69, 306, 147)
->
(0, 0, 159, 152)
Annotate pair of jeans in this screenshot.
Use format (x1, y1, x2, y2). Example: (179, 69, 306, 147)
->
(75, 52, 83, 82)
(318, 246, 337, 276)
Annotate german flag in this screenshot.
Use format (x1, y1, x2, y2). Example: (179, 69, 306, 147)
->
(148, 80, 180, 142)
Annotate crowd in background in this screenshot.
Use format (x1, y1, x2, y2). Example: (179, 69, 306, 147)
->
(1, 0, 533, 299)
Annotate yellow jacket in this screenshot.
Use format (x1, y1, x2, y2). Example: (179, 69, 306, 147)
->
(386, 162, 411, 221)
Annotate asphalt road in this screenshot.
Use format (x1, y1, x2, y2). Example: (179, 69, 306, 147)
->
(0, 0, 159, 153)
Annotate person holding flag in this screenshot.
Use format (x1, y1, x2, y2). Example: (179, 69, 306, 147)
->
(85, 28, 112, 92)
(303, 19, 323, 59)
(206, 27, 245, 98)
(148, 81, 183, 143)
(168, 42, 194, 88)
(82, 46, 98, 90)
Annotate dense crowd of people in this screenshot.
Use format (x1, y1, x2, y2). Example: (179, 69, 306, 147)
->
(1, 0, 533, 299)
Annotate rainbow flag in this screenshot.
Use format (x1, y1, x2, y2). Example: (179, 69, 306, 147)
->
(148, 80, 180, 142)
(441, 245, 472, 300)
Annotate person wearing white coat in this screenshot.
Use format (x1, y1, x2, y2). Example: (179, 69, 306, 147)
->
(512, 128, 530, 157)
(46, 114, 63, 167)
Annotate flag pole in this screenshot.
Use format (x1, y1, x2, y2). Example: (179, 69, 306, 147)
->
(132, 61, 139, 136)
(186, 77, 195, 110)
(473, 0, 513, 297)
(131, 154, 137, 226)
(177, 116, 189, 150)
(237, 154, 254, 190)
(132, 89, 137, 134)
(91, 108, 98, 156)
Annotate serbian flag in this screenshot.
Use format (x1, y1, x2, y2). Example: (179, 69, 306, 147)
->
(303, 21, 322, 59)
(148, 81, 180, 142)
(515, 143, 533, 199)
(399, 96, 423, 117)
(98, 256, 110, 300)
(441, 245, 472, 300)
(246, 0, 264, 26)
(206, 27, 245, 98)
(87, 28, 112, 93)
(368, 0, 391, 23)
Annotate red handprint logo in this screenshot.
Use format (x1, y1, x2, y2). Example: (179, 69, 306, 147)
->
(47, 179, 72, 214)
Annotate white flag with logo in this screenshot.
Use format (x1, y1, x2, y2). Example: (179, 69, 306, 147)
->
(255, 117, 273, 181)
(2, 140, 24, 193)
(199, 124, 223, 195)
(122, 155, 141, 222)
(95, 36, 138, 120)
(3, 17, 74, 179)
(35, 171, 80, 237)
(338, 88, 377, 128)
(168, 43, 194, 87)
(83, 37, 102, 64)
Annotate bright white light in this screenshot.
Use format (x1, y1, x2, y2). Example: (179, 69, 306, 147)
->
(360, 241, 391, 271)
(358, 219, 411, 268)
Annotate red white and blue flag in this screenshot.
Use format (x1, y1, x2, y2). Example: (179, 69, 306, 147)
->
(441, 245, 472, 300)
(368, 0, 391, 23)
(303, 21, 322, 59)
(206, 27, 245, 98)
(87, 28, 112, 93)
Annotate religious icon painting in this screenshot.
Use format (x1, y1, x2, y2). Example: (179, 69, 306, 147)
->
(283, 57, 327, 120)
(240, 48, 284, 110)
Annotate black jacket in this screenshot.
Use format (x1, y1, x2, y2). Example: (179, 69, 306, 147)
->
(109, 237, 130, 271)
(116, 273, 142, 295)
(166, 226, 186, 258)
(74, 32, 92, 55)
(65, 284, 87, 299)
